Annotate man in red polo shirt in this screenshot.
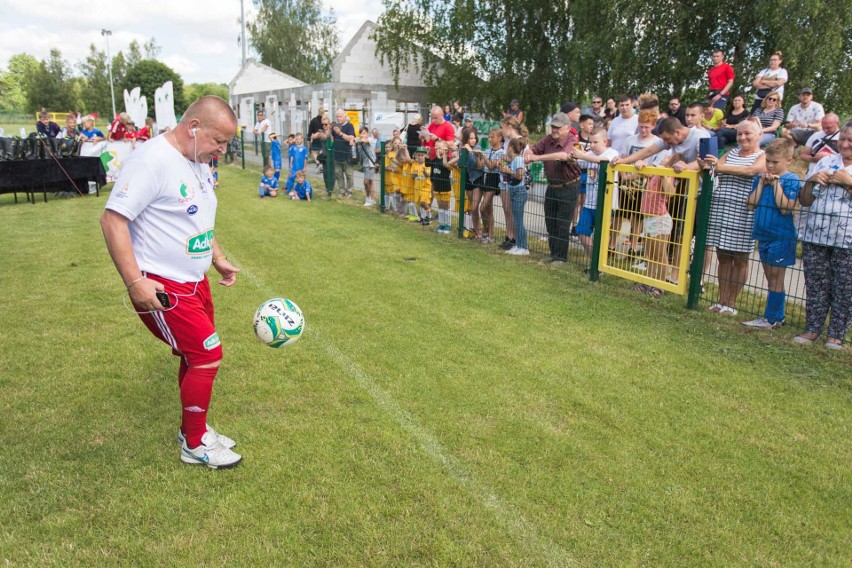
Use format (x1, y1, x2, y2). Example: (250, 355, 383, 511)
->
(707, 50, 734, 110)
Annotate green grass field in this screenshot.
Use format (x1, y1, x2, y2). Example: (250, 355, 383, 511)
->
(1, 165, 849, 566)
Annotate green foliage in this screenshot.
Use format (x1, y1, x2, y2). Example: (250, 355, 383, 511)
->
(374, 0, 852, 127)
(123, 59, 187, 116)
(184, 82, 229, 103)
(248, 0, 340, 84)
(24, 49, 77, 113)
(0, 53, 39, 112)
(77, 44, 115, 117)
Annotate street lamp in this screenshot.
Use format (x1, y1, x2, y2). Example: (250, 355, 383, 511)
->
(101, 29, 117, 119)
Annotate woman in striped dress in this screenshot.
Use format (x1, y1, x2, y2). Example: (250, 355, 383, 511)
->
(699, 120, 766, 314)
(751, 94, 784, 148)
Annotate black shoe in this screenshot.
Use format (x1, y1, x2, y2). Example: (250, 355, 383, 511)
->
(499, 238, 515, 250)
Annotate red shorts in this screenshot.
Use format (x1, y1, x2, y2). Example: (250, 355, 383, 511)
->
(136, 273, 223, 366)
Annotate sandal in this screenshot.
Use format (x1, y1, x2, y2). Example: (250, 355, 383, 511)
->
(793, 333, 818, 345)
(825, 339, 844, 350)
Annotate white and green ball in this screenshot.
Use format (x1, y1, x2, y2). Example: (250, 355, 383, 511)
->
(253, 298, 304, 348)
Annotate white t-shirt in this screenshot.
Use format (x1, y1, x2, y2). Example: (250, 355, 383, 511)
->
(755, 67, 788, 100)
(624, 134, 664, 164)
(804, 129, 840, 177)
(579, 147, 620, 210)
(105, 136, 218, 283)
(254, 118, 271, 142)
(653, 127, 708, 164)
(608, 114, 639, 156)
(786, 102, 825, 126)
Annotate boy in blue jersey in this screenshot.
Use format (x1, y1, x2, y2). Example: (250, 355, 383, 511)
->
(287, 170, 313, 201)
(259, 165, 279, 198)
(744, 138, 799, 329)
(269, 133, 282, 182)
(287, 133, 308, 188)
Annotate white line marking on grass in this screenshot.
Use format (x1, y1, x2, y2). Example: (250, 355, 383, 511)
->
(233, 263, 574, 567)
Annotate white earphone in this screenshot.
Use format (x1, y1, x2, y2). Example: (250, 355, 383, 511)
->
(191, 127, 197, 137)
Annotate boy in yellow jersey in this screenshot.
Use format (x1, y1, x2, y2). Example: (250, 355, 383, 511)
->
(398, 145, 418, 221)
(385, 137, 401, 215)
(411, 147, 432, 225)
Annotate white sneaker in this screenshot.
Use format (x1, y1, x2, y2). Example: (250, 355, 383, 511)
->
(741, 317, 782, 329)
(506, 246, 530, 256)
(177, 424, 236, 449)
(180, 430, 242, 469)
(631, 261, 648, 271)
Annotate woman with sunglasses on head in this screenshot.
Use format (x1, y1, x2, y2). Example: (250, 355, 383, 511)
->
(751, 94, 785, 148)
(750, 51, 787, 112)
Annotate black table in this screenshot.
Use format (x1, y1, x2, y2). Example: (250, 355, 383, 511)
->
(0, 157, 107, 203)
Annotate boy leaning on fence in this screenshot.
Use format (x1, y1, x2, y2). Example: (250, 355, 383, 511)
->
(572, 128, 620, 259)
(743, 138, 800, 329)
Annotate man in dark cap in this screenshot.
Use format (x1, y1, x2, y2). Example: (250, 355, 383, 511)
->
(525, 112, 582, 266)
(781, 88, 825, 145)
(504, 99, 524, 123)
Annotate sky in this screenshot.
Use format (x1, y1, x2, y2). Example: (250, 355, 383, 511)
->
(0, 0, 384, 85)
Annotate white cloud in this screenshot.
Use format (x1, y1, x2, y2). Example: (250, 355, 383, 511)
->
(0, 0, 384, 85)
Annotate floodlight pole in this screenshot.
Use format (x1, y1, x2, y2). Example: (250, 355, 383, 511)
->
(102, 29, 117, 119)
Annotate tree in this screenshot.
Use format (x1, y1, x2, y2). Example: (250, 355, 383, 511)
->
(123, 59, 187, 116)
(0, 53, 39, 112)
(78, 44, 113, 116)
(184, 83, 229, 103)
(248, 0, 339, 84)
(126, 40, 144, 69)
(373, 0, 852, 127)
(144, 38, 162, 59)
(24, 49, 76, 112)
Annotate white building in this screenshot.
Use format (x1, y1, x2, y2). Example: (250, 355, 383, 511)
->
(228, 20, 430, 141)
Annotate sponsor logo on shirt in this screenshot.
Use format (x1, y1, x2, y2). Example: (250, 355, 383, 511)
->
(116, 182, 130, 199)
(186, 228, 214, 257)
(177, 180, 195, 204)
(203, 332, 220, 350)
(187, 205, 198, 216)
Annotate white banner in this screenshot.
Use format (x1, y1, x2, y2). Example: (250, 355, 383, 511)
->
(155, 81, 177, 132)
(124, 87, 148, 127)
(92, 141, 136, 183)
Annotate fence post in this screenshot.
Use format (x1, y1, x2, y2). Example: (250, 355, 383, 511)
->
(687, 170, 714, 309)
(589, 161, 608, 282)
(379, 141, 386, 213)
(240, 128, 245, 170)
(457, 149, 468, 238)
(324, 137, 335, 195)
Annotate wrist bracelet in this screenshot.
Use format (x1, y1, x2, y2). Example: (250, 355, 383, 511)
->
(126, 276, 144, 290)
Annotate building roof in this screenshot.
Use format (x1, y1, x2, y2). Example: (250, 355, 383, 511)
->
(228, 60, 308, 96)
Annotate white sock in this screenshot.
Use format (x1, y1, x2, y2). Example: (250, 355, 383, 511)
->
(464, 212, 472, 230)
(420, 205, 428, 219)
(408, 202, 418, 217)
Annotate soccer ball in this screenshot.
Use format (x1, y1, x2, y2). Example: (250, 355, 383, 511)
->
(253, 298, 304, 348)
